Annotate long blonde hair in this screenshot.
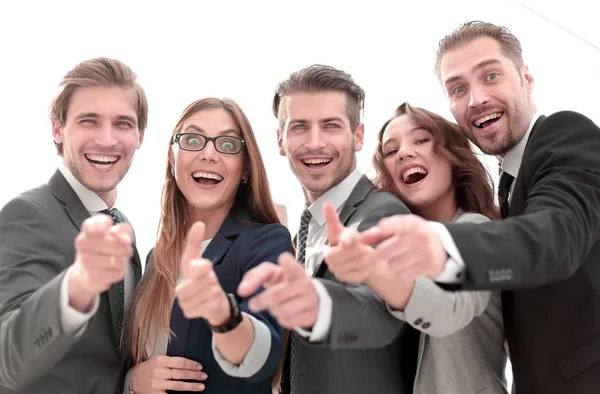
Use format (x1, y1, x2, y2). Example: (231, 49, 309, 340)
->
(123, 98, 281, 366)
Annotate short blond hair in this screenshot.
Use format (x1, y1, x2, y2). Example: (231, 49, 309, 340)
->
(50, 57, 148, 154)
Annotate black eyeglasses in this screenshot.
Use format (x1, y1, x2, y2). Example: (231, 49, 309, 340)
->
(172, 133, 245, 155)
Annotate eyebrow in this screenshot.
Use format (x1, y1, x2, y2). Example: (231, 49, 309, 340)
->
(73, 112, 137, 125)
(382, 127, 424, 148)
(444, 59, 503, 87)
(289, 117, 346, 124)
(184, 125, 240, 136)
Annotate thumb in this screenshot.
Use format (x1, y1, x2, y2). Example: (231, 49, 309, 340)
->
(280, 252, 304, 281)
(110, 223, 133, 245)
(323, 201, 345, 246)
(181, 221, 206, 279)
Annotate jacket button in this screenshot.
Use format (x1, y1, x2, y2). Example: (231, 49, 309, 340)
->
(414, 318, 423, 325)
(422, 322, 431, 329)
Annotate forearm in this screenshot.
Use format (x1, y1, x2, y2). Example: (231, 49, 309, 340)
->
(0, 273, 78, 390)
(365, 269, 415, 310)
(213, 314, 255, 365)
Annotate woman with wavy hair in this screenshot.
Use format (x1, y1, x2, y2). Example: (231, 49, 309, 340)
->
(122, 98, 292, 394)
(326, 102, 508, 393)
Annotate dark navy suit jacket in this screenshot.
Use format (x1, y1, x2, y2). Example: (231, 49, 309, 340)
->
(165, 212, 292, 394)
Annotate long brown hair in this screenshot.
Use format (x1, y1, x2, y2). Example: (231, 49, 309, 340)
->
(124, 98, 281, 368)
(373, 102, 499, 220)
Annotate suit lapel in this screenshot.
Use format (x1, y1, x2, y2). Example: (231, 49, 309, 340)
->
(313, 176, 374, 279)
(48, 170, 141, 346)
(167, 213, 246, 356)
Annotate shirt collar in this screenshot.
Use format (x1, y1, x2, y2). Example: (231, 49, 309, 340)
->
(58, 161, 115, 212)
(501, 112, 540, 178)
(307, 167, 363, 227)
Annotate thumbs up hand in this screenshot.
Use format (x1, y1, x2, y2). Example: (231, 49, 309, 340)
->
(323, 201, 374, 283)
(176, 222, 231, 326)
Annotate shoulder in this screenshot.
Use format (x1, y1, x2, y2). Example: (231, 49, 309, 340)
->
(362, 188, 410, 214)
(0, 185, 55, 221)
(531, 111, 600, 147)
(455, 212, 490, 224)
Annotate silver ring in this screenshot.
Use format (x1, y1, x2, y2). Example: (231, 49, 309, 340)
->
(168, 368, 173, 379)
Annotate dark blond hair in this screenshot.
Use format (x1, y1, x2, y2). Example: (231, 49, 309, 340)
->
(373, 103, 499, 220)
(272, 64, 365, 132)
(50, 57, 148, 154)
(435, 21, 524, 78)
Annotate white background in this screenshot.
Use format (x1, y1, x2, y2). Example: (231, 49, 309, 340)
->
(1, 0, 599, 385)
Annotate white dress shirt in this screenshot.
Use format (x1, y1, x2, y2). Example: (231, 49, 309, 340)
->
(433, 113, 541, 283)
(294, 168, 363, 342)
(58, 162, 135, 336)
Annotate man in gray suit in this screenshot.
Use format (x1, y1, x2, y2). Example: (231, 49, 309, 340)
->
(237, 65, 419, 394)
(0, 58, 147, 393)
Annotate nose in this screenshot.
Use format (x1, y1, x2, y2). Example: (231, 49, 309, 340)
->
(305, 126, 327, 150)
(198, 138, 219, 162)
(94, 124, 118, 147)
(396, 145, 415, 161)
(468, 84, 490, 108)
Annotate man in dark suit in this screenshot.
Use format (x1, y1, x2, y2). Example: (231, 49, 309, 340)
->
(238, 65, 418, 394)
(361, 21, 600, 393)
(0, 58, 146, 393)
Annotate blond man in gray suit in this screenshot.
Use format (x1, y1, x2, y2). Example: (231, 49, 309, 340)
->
(0, 58, 147, 393)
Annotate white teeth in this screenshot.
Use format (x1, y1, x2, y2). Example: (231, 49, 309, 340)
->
(192, 171, 223, 181)
(303, 158, 332, 164)
(474, 112, 503, 127)
(402, 167, 428, 183)
(85, 154, 118, 163)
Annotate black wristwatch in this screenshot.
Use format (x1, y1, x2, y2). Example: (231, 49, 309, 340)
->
(209, 293, 243, 333)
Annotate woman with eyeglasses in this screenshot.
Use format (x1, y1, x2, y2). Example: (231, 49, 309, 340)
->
(121, 98, 292, 394)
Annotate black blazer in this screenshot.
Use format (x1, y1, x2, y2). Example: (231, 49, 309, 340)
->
(165, 211, 293, 394)
(444, 111, 600, 393)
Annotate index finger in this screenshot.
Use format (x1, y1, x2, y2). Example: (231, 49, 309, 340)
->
(238, 262, 283, 297)
(81, 215, 113, 237)
(159, 356, 203, 371)
(323, 200, 345, 246)
(180, 222, 206, 279)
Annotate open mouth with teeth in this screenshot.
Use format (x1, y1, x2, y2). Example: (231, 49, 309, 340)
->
(402, 167, 428, 185)
(474, 112, 503, 129)
(85, 154, 119, 169)
(302, 158, 333, 169)
(192, 171, 224, 186)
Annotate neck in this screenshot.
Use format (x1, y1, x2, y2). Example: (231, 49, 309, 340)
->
(416, 191, 457, 222)
(97, 190, 117, 208)
(188, 202, 233, 240)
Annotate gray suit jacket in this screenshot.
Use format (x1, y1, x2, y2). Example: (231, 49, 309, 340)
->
(0, 170, 142, 394)
(288, 176, 418, 394)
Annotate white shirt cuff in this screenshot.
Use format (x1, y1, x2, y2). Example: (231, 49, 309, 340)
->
(294, 279, 332, 342)
(428, 222, 466, 284)
(212, 313, 271, 378)
(60, 267, 99, 336)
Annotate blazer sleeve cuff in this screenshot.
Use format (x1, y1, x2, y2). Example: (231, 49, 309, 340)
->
(212, 313, 272, 378)
(428, 222, 466, 284)
(60, 266, 99, 336)
(293, 279, 332, 342)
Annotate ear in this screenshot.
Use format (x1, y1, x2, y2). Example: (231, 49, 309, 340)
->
(354, 123, 365, 152)
(277, 129, 286, 156)
(168, 147, 175, 170)
(52, 119, 64, 144)
(522, 65, 534, 94)
(137, 130, 145, 149)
